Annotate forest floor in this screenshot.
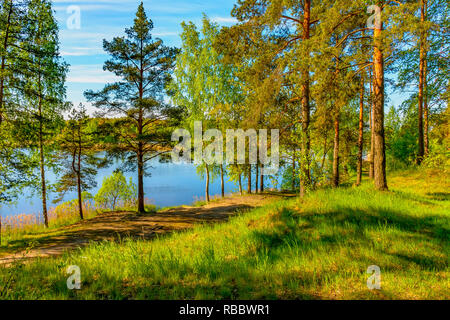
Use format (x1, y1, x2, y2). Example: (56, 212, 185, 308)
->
(0, 193, 290, 266)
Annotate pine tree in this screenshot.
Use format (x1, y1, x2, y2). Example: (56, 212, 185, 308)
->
(85, 2, 178, 213)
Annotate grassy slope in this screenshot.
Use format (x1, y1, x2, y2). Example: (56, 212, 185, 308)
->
(0, 170, 448, 300)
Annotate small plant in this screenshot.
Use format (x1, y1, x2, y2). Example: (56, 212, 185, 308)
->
(94, 172, 137, 211)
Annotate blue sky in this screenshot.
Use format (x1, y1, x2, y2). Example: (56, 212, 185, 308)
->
(52, 0, 407, 113)
(52, 0, 238, 112)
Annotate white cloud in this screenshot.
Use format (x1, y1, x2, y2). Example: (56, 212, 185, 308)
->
(67, 65, 120, 84)
(211, 16, 238, 24)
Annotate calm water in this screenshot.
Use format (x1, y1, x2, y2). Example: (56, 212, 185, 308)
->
(0, 156, 279, 218)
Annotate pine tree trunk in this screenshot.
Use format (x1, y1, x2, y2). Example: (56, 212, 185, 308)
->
(137, 148, 145, 213)
(260, 164, 264, 192)
(373, 18, 388, 191)
(369, 69, 375, 180)
(205, 164, 210, 202)
(255, 163, 259, 193)
(357, 75, 365, 186)
(332, 111, 340, 188)
(137, 40, 146, 213)
(424, 57, 429, 155)
(247, 165, 252, 194)
(300, 0, 311, 197)
(77, 137, 84, 220)
(238, 172, 243, 196)
(77, 170, 84, 220)
(220, 164, 225, 198)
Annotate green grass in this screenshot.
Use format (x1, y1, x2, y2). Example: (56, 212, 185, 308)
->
(0, 170, 448, 300)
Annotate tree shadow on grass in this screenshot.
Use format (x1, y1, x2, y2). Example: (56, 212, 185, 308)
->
(249, 204, 449, 272)
(425, 192, 450, 201)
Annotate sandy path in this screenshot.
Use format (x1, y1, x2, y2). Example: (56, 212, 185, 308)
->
(0, 194, 284, 266)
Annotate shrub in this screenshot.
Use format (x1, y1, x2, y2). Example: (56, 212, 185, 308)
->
(94, 172, 137, 211)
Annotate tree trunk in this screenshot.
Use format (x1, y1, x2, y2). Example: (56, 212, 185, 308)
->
(220, 164, 225, 198)
(292, 152, 296, 191)
(373, 17, 388, 191)
(205, 164, 210, 202)
(321, 133, 328, 170)
(238, 172, 243, 196)
(357, 75, 365, 186)
(77, 131, 84, 220)
(38, 73, 49, 228)
(424, 58, 429, 155)
(255, 163, 259, 193)
(137, 148, 145, 213)
(247, 165, 252, 194)
(137, 39, 146, 213)
(300, 0, 311, 197)
(419, 0, 429, 159)
(332, 111, 340, 188)
(260, 164, 264, 192)
(0, 1, 12, 126)
(369, 69, 375, 179)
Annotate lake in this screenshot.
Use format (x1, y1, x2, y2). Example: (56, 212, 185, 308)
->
(0, 156, 281, 218)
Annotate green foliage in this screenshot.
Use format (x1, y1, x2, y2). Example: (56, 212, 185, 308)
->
(54, 105, 109, 204)
(385, 105, 418, 170)
(94, 172, 137, 211)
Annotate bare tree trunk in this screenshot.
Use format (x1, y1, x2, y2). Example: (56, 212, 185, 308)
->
(373, 16, 388, 191)
(300, 0, 311, 197)
(247, 165, 252, 194)
(205, 164, 210, 202)
(77, 130, 84, 220)
(137, 149, 145, 212)
(332, 111, 340, 188)
(357, 75, 365, 186)
(238, 172, 243, 196)
(220, 164, 225, 198)
(255, 163, 259, 193)
(260, 164, 264, 192)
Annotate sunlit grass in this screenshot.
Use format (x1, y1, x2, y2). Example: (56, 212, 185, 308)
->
(0, 169, 448, 300)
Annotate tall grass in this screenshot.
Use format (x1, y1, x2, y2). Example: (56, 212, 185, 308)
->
(1, 200, 97, 246)
(0, 170, 448, 300)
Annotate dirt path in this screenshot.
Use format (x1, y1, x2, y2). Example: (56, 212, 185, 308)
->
(0, 193, 286, 266)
